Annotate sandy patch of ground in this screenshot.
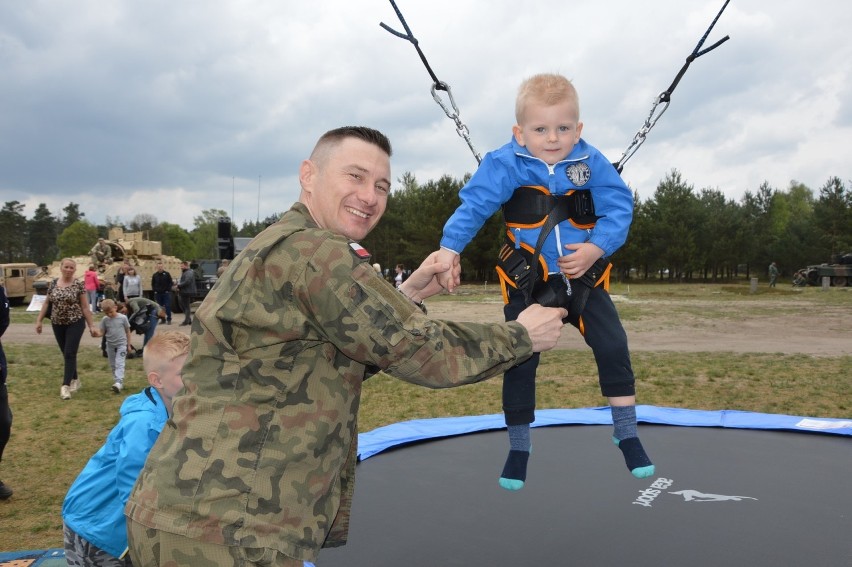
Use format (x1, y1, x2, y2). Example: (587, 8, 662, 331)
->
(5, 294, 850, 356)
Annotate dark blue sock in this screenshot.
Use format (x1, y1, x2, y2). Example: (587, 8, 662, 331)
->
(611, 405, 655, 478)
(499, 425, 531, 491)
(499, 450, 530, 491)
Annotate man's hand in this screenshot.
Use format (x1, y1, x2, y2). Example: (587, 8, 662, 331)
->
(558, 242, 604, 279)
(515, 304, 567, 352)
(399, 251, 461, 303)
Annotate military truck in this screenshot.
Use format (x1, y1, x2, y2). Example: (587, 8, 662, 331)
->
(795, 253, 852, 287)
(0, 262, 42, 305)
(34, 228, 184, 298)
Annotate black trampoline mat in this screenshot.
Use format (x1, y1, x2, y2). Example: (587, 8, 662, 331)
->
(318, 425, 852, 566)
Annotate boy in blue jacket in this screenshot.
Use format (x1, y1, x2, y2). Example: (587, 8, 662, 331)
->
(62, 330, 189, 566)
(434, 73, 653, 490)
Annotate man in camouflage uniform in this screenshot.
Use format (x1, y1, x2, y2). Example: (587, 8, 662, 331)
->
(89, 237, 111, 267)
(125, 126, 566, 566)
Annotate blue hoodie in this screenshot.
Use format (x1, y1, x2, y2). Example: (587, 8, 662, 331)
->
(62, 387, 168, 558)
(440, 136, 633, 274)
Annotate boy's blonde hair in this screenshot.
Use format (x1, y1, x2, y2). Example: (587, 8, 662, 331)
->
(100, 299, 116, 311)
(143, 331, 190, 375)
(515, 73, 579, 123)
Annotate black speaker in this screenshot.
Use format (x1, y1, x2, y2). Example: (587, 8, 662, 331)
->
(217, 217, 235, 260)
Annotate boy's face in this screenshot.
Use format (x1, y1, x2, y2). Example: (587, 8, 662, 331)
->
(513, 100, 583, 165)
(151, 353, 188, 415)
(102, 305, 117, 317)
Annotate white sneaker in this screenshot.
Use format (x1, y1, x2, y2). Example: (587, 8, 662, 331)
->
(69, 378, 81, 393)
(112, 382, 123, 393)
(60, 385, 71, 400)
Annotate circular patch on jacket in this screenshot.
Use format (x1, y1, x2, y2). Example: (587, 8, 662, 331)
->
(566, 162, 591, 186)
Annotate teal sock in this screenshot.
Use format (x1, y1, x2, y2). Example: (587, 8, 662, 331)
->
(499, 425, 531, 491)
(611, 405, 655, 478)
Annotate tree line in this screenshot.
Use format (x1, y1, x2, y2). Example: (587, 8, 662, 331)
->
(361, 170, 851, 283)
(1, 170, 850, 283)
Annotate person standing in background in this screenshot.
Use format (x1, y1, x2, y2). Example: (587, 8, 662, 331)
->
(115, 264, 128, 303)
(768, 262, 779, 288)
(84, 265, 100, 312)
(0, 280, 13, 499)
(176, 261, 196, 326)
(121, 267, 142, 301)
(151, 262, 174, 325)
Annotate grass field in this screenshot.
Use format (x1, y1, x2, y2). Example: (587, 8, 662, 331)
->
(0, 282, 850, 551)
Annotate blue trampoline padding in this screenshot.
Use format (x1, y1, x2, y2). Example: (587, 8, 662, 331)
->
(0, 549, 316, 567)
(357, 405, 852, 460)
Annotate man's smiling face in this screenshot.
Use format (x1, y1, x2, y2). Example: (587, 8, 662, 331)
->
(300, 137, 391, 241)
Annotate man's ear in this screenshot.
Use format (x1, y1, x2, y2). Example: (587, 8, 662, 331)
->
(299, 159, 316, 194)
(512, 125, 525, 146)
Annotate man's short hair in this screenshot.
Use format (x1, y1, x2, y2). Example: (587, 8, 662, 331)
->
(311, 126, 392, 162)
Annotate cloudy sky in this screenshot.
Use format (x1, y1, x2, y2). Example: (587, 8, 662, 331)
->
(2, 1, 850, 230)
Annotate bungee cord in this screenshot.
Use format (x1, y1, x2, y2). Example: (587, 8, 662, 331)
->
(380, 0, 732, 172)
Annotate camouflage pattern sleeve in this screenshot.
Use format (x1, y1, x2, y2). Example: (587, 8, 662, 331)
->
(306, 241, 534, 387)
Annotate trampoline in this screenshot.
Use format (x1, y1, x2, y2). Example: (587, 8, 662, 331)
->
(317, 406, 852, 566)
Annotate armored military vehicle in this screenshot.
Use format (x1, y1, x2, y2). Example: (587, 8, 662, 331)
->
(794, 253, 852, 287)
(0, 262, 42, 305)
(34, 228, 184, 298)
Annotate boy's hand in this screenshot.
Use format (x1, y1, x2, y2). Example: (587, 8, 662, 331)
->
(558, 242, 604, 279)
(399, 250, 458, 303)
(433, 248, 461, 292)
(91, 328, 103, 338)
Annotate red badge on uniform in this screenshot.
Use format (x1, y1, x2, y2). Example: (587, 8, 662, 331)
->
(349, 242, 371, 260)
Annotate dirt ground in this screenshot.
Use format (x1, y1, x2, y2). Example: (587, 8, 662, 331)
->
(6, 293, 850, 356)
(424, 296, 851, 356)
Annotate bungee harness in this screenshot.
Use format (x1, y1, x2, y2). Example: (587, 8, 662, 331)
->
(380, 0, 731, 324)
(496, 185, 610, 327)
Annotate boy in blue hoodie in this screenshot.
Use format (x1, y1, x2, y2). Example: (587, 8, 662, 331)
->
(434, 73, 653, 490)
(62, 330, 189, 566)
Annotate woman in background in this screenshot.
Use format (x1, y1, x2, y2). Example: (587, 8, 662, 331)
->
(35, 258, 97, 400)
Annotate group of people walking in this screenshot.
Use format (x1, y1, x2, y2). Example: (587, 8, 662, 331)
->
(32, 250, 200, 402)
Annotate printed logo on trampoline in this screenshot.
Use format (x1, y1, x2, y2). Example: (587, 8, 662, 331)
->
(669, 490, 758, 503)
(565, 162, 591, 186)
(632, 478, 757, 508)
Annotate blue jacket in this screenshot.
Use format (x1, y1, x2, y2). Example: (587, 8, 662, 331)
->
(62, 387, 168, 558)
(440, 136, 633, 274)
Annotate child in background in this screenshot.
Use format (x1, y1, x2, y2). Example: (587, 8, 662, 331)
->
(434, 73, 653, 490)
(62, 331, 190, 566)
(84, 265, 100, 312)
(92, 299, 131, 393)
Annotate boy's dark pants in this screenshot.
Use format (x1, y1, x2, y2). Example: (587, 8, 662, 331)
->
(502, 282, 636, 426)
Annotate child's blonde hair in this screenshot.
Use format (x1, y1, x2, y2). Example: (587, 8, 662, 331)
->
(515, 73, 579, 123)
(100, 299, 116, 311)
(143, 331, 190, 375)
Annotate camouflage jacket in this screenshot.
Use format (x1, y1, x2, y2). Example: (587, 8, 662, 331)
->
(125, 202, 533, 562)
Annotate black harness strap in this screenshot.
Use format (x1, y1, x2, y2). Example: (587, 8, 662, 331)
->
(502, 187, 597, 227)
